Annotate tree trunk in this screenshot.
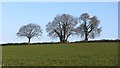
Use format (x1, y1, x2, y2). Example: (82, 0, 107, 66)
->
(59, 35, 66, 43)
(84, 32, 88, 42)
(84, 21, 88, 42)
(28, 37, 31, 44)
(85, 35, 88, 42)
(60, 37, 62, 43)
(63, 24, 66, 43)
(59, 35, 63, 43)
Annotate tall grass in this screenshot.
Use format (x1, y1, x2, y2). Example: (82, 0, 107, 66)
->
(2, 42, 118, 66)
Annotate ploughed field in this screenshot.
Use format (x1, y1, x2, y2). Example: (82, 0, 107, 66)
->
(2, 42, 118, 66)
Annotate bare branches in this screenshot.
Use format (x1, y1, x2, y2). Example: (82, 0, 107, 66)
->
(16, 23, 42, 43)
(46, 14, 78, 43)
(76, 13, 102, 41)
(16, 13, 102, 43)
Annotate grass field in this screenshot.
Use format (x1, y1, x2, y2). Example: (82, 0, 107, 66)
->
(2, 42, 118, 66)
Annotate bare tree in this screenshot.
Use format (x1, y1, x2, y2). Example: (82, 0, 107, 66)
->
(76, 13, 102, 42)
(16, 23, 42, 43)
(46, 14, 78, 43)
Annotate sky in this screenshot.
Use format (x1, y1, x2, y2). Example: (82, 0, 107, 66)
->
(1, 2, 118, 43)
(0, 0, 119, 2)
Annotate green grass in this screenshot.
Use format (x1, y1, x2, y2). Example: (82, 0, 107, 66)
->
(0, 46, 2, 68)
(2, 42, 118, 66)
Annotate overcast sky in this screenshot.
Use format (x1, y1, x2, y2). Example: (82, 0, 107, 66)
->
(1, 2, 118, 43)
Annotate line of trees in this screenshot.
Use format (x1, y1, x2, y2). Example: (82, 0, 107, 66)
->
(16, 13, 102, 44)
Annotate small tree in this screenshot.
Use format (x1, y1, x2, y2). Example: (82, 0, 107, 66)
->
(16, 23, 42, 43)
(76, 13, 102, 42)
(46, 14, 78, 43)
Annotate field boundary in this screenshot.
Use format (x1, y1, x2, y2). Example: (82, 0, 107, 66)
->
(1, 39, 119, 46)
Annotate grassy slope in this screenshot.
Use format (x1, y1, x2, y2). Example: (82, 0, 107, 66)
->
(0, 46, 2, 67)
(2, 42, 118, 66)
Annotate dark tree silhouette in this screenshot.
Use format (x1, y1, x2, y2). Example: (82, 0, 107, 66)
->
(16, 23, 42, 43)
(76, 13, 102, 42)
(46, 14, 78, 43)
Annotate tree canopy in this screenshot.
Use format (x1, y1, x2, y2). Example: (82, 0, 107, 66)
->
(16, 23, 42, 43)
(76, 13, 102, 41)
(46, 14, 78, 43)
